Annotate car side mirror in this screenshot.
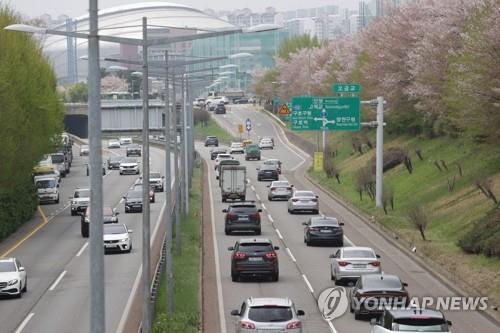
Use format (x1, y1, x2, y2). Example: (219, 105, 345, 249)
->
(447, 320, 452, 326)
(128, 229, 133, 233)
(222, 209, 228, 213)
(297, 310, 305, 316)
(329, 254, 335, 259)
(274, 246, 280, 250)
(302, 222, 308, 226)
(376, 254, 381, 259)
(370, 318, 378, 326)
(57, 184, 60, 187)
(227, 246, 234, 251)
(256, 168, 260, 170)
(316, 195, 319, 198)
(339, 222, 345, 226)
(266, 185, 270, 188)
(291, 185, 294, 187)
(19, 267, 25, 272)
(115, 212, 120, 216)
(230, 310, 239, 316)
(258, 209, 262, 213)
(402, 282, 408, 287)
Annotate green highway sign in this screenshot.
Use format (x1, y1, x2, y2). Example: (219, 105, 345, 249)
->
(332, 83, 362, 93)
(291, 96, 360, 131)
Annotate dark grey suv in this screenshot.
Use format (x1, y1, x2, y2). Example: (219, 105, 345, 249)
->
(204, 136, 219, 147)
(228, 238, 280, 282)
(223, 202, 262, 235)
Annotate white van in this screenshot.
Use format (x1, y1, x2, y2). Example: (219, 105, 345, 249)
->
(34, 176, 59, 204)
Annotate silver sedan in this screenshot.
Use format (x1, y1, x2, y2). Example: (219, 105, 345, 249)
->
(267, 180, 294, 201)
(330, 246, 381, 285)
(287, 190, 319, 214)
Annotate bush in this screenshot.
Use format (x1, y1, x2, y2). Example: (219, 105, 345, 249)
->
(370, 147, 407, 174)
(458, 205, 500, 258)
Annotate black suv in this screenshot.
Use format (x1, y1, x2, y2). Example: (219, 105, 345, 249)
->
(124, 190, 143, 213)
(223, 202, 262, 235)
(81, 206, 119, 237)
(257, 164, 279, 181)
(215, 103, 226, 114)
(228, 238, 280, 282)
(126, 144, 141, 157)
(205, 136, 219, 147)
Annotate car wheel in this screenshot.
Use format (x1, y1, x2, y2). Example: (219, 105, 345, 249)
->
(152, 198, 155, 203)
(288, 209, 294, 214)
(55, 196, 60, 204)
(119, 172, 123, 175)
(255, 229, 261, 236)
(225, 228, 231, 235)
(231, 272, 239, 282)
(22, 278, 27, 292)
(222, 197, 226, 202)
(306, 239, 311, 247)
(354, 311, 362, 320)
(338, 240, 344, 247)
(314, 209, 319, 214)
(241, 196, 245, 201)
(16, 290, 22, 298)
(350, 302, 354, 313)
(268, 196, 272, 201)
(127, 244, 132, 253)
(71, 210, 77, 216)
(331, 271, 336, 281)
(272, 272, 279, 282)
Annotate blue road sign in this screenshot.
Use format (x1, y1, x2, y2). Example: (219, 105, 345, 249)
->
(245, 118, 252, 131)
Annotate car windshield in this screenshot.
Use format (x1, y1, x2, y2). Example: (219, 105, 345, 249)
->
(81, 145, 89, 149)
(0, 262, 16, 272)
(248, 306, 293, 322)
(150, 172, 161, 178)
(311, 218, 339, 226)
(393, 318, 448, 332)
(127, 191, 142, 198)
(51, 154, 65, 163)
(238, 243, 273, 253)
(364, 276, 402, 289)
(295, 191, 314, 197)
(231, 143, 242, 148)
(272, 181, 289, 187)
(110, 156, 123, 162)
(123, 158, 136, 163)
(104, 225, 126, 235)
(343, 249, 375, 258)
(218, 154, 231, 159)
(74, 189, 90, 198)
(36, 179, 56, 188)
(128, 144, 140, 148)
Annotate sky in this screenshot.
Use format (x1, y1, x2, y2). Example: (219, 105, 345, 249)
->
(7, 0, 360, 19)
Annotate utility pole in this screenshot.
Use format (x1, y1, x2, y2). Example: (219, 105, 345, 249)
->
(182, 74, 190, 214)
(172, 72, 182, 256)
(180, 74, 187, 216)
(163, 50, 174, 314)
(88, 0, 105, 332)
(375, 96, 384, 208)
(141, 17, 152, 333)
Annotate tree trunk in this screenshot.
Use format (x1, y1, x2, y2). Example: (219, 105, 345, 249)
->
(419, 226, 426, 241)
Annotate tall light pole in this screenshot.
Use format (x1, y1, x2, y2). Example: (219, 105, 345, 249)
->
(182, 73, 190, 214)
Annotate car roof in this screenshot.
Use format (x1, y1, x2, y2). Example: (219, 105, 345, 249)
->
(206, 136, 217, 138)
(238, 237, 272, 244)
(247, 297, 292, 307)
(388, 308, 445, 319)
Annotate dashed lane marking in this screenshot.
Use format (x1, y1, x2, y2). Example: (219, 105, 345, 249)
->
(268, 214, 274, 223)
(286, 248, 297, 262)
(261, 203, 266, 210)
(255, 194, 261, 201)
(302, 274, 314, 294)
(76, 242, 89, 257)
(49, 270, 67, 291)
(275, 228, 283, 239)
(14, 313, 34, 333)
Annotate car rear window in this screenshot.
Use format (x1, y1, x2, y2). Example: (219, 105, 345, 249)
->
(110, 156, 123, 162)
(272, 181, 289, 187)
(364, 276, 402, 289)
(343, 249, 375, 258)
(51, 154, 65, 163)
(230, 206, 257, 213)
(393, 317, 448, 331)
(248, 306, 293, 322)
(311, 218, 339, 226)
(123, 157, 136, 163)
(295, 191, 314, 197)
(238, 243, 273, 253)
(150, 172, 161, 178)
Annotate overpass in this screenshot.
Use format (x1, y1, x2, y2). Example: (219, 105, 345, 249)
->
(64, 99, 166, 138)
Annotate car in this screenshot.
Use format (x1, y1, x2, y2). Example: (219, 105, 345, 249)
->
(349, 274, 409, 320)
(204, 136, 219, 147)
(230, 142, 244, 154)
(103, 224, 133, 253)
(119, 157, 140, 175)
(267, 180, 294, 201)
(244, 144, 261, 161)
(228, 238, 279, 282)
(258, 138, 274, 150)
(107, 140, 121, 149)
(132, 182, 155, 203)
(231, 297, 305, 333)
(210, 148, 227, 160)
(260, 136, 274, 146)
(157, 134, 166, 141)
(119, 137, 132, 145)
(86, 162, 106, 176)
(0, 258, 27, 298)
(34, 176, 59, 204)
(223, 202, 262, 235)
(263, 158, 282, 174)
(287, 190, 319, 214)
(126, 143, 142, 157)
(234, 97, 249, 104)
(107, 156, 124, 170)
(149, 172, 164, 192)
(215, 153, 234, 170)
(370, 308, 452, 333)
(257, 164, 279, 181)
(80, 144, 89, 156)
(50, 153, 68, 177)
(207, 102, 216, 111)
(215, 103, 226, 114)
(70, 187, 90, 216)
(216, 159, 240, 180)
(193, 97, 206, 107)
(81, 206, 119, 237)
(330, 247, 382, 285)
(303, 215, 344, 247)
(124, 190, 143, 213)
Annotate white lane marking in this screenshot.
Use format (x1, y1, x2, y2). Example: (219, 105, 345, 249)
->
(268, 214, 274, 223)
(119, 198, 125, 204)
(246, 178, 251, 184)
(268, 121, 307, 171)
(255, 194, 261, 201)
(261, 203, 266, 210)
(14, 313, 35, 333)
(251, 185, 255, 192)
(302, 274, 314, 294)
(344, 235, 355, 247)
(275, 229, 283, 239)
(76, 242, 89, 257)
(49, 270, 67, 291)
(327, 320, 338, 333)
(286, 248, 297, 262)
(207, 169, 228, 333)
(117, 191, 167, 333)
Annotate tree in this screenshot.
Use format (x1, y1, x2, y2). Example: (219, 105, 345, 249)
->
(277, 34, 321, 60)
(407, 206, 429, 241)
(66, 81, 88, 102)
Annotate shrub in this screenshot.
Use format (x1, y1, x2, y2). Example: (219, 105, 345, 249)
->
(459, 205, 500, 258)
(370, 147, 407, 174)
(407, 205, 429, 241)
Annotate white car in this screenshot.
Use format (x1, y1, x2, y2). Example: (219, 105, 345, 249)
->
(119, 137, 133, 145)
(119, 157, 140, 175)
(107, 140, 120, 149)
(259, 138, 274, 150)
(287, 190, 319, 214)
(149, 171, 164, 192)
(370, 308, 452, 333)
(214, 154, 233, 170)
(70, 187, 90, 216)
(79, 144, 89, 156)
(230, 142, 244, 154)
(0, 258, 27, 298)
(103, 224, 132, 253)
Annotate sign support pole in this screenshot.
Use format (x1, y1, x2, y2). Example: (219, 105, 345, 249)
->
(375, 96, 384, 208)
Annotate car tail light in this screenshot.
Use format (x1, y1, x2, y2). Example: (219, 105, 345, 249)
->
(286, 321, 301, 329)
(311, 198, 318, 202)
(292, 199, 298, 202)
(240, 321, 255, 329)
(270, 187, 276, 191)
(265, 252, 277, 259)
(338, 261, 350, 267)
(227, 213, 237, 221)
(287, 187, 292, 191)
(370, 261, 381, 267)
(234, 252, 246, 259)
(251, 213, 260, 220)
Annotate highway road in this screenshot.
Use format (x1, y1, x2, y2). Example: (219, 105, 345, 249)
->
(200, 104, 499, 333)
(0, 141, 174, 333)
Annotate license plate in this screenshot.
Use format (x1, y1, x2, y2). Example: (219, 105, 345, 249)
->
(238, 218, 249, 222)
(320, 229, 332, 233)
(105, 244, 116, 248)
(248, 257, 262, 261)
(353, 264, 366, 268)
(134, 205, 141, 208)
(257, 330, 284, 333)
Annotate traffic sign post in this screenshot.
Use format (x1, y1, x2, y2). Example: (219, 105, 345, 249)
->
(245, 118, 252, 138)
(238, 123, 244, 140)
(291, 96, 360, 131)
(278, 103, 291, 115)
(313, 152, 324, 172)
